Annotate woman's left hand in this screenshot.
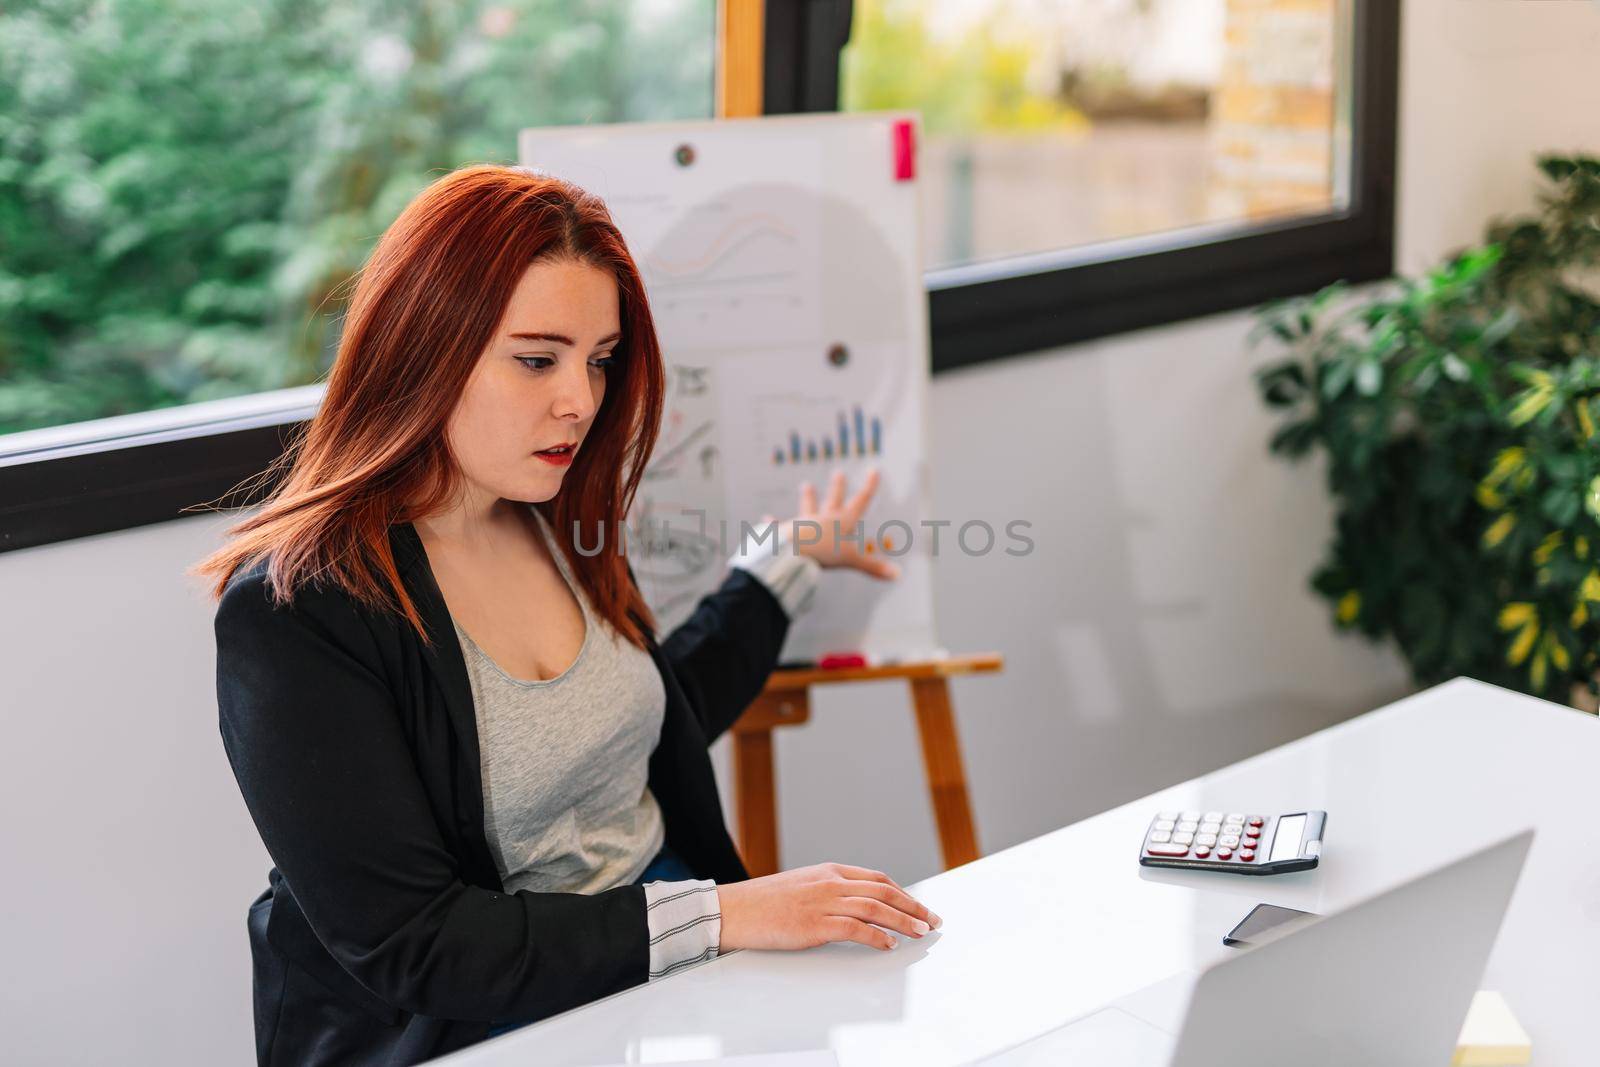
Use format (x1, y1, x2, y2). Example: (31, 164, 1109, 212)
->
(772, 468, 900, 581)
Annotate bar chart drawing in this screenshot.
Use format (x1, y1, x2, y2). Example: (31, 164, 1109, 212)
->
(772, 405, 883, 465)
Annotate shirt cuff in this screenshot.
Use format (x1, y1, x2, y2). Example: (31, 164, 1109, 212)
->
(729, 522, 822, 619)
(642, 879, 722, 981)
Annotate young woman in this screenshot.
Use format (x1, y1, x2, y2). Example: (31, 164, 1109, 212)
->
(197, 165, 939, 1067)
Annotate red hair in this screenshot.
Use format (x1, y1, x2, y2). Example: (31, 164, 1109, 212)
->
(194, 165, 663, 648)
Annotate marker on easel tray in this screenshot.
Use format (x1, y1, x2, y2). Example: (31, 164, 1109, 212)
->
(818, 651, 869, 670)
(892, 119, 916, 182)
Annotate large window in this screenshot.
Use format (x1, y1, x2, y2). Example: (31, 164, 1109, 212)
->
(0, 0, 715, 550)
(3, 0, 1395, 552)
(773, 0, 1395, 372)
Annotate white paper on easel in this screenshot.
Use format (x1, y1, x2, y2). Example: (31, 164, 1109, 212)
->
(518, 114, 938, 662)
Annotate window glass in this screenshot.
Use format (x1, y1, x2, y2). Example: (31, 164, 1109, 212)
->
(840, 0, 1351, 272)
(0, 0, 715, 435)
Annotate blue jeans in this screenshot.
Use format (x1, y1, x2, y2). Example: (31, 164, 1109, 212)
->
(485, 845, 694, 1038)
(633, 843, 697, 883)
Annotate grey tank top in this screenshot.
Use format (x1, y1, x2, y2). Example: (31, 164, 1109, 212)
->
(452, 509, 667, 895)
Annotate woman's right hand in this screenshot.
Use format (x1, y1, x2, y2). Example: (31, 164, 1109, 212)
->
(717, 863, 942, 952)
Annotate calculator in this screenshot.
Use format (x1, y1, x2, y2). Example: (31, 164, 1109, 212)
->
(1139, 809, 1326, 875)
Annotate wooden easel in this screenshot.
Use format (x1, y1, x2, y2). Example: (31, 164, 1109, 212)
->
(718, 0, 985, 873)
(729, 652, 1004, 876)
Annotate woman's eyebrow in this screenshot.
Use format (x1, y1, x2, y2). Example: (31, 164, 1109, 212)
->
(508, 330, 622, 345)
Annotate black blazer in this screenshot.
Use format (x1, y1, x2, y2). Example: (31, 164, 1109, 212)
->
(215, 521, 786, 1066)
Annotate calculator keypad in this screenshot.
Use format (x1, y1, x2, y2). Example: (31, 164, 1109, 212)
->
(1144, 813, 1266, 863)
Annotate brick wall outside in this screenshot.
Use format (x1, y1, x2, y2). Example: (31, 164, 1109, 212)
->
(1207, 0, 1342, 222)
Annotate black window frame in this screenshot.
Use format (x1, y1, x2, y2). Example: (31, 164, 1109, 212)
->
(1, 0, 1397, 554)
(0, 400, 311, 553)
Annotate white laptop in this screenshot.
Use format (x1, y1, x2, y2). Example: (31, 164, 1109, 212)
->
(978, 829, 1534, 1067)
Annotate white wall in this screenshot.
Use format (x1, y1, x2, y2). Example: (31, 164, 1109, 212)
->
(0, 513, 265, 1065)
(3, 1, 1598, 1062)
(1392, 0, 1600, 275)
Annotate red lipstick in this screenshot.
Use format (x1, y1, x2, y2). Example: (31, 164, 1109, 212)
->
(534, 441, 577, 467)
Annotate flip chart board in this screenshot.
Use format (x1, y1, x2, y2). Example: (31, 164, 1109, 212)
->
(519, 112, 936, 660)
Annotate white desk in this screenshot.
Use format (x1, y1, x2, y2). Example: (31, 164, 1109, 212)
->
(438, 679, 1599, 1066)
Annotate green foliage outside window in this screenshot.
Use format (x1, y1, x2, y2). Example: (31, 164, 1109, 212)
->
(0, 0, 713, 435)
(1255, 156, 1600, 703)
(840, 0, 1086, 135)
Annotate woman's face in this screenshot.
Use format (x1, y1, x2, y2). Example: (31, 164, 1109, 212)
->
(446, 257, 620, 506)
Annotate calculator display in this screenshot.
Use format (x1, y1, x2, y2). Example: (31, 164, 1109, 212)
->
(1269, 814, 1306, 862)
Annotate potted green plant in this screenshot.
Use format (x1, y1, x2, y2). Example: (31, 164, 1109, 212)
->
(1254, 155, 1600, 706)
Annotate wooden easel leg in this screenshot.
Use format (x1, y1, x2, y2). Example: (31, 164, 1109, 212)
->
(910, 677, 980, 870)
(733, 724, 780, 877)
(730, 690, 811, 878)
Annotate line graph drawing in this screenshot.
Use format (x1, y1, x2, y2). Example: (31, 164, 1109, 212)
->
(643, 212, 800, 278)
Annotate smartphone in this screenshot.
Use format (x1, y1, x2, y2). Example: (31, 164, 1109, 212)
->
(1222, 902, 1316, 946)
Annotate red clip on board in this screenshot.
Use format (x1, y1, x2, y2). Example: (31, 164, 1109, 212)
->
(892, 119, 915, 182)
